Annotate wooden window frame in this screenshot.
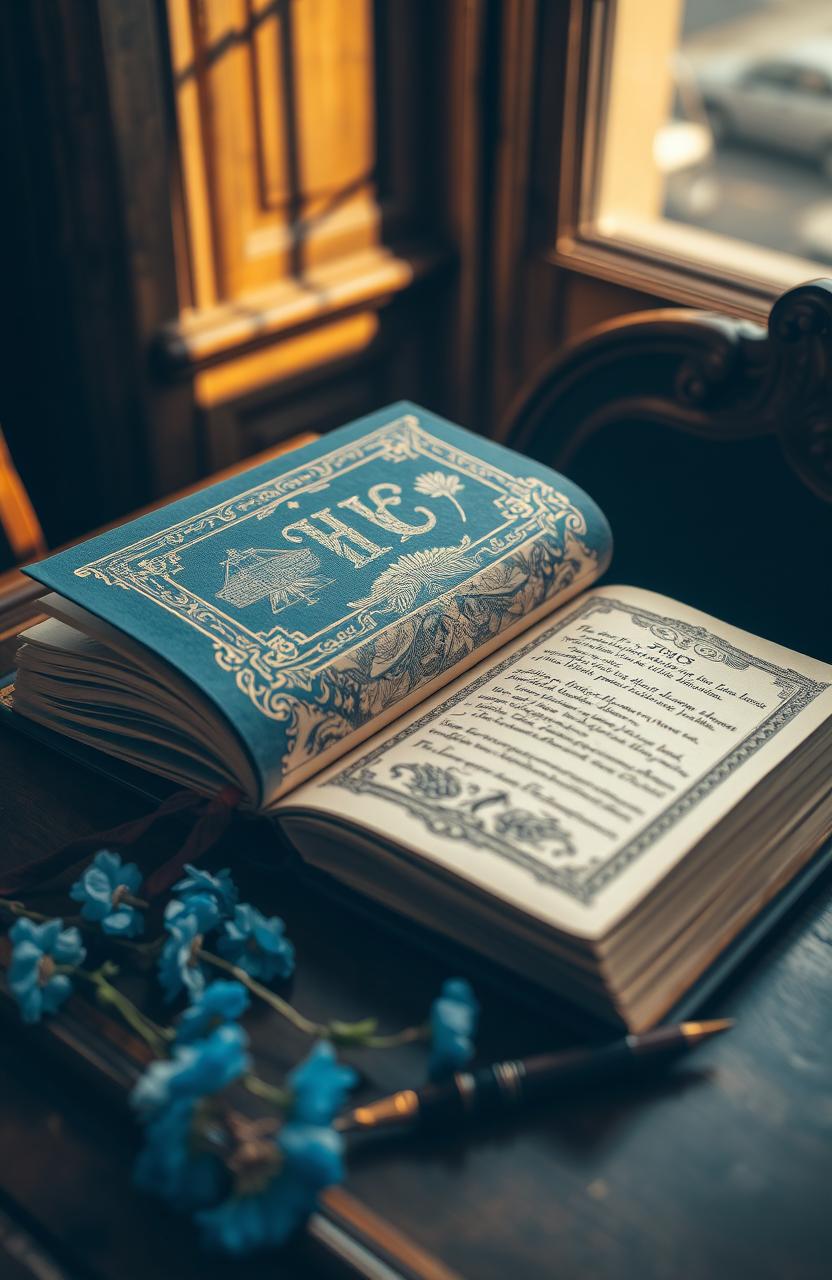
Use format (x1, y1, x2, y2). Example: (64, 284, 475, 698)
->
(152, 1, 458, 376)
(550, 0, 824, 325)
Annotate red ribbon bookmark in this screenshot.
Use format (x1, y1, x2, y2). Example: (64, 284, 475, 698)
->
(0, 786, 242, 901)
(144, 786, 242, 898)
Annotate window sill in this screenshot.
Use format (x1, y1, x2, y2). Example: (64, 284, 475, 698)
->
(152, 242, 452, 379)
(554, 215, 825, 324)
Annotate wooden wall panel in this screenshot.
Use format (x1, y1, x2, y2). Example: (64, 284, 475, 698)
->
(167, 0, 378, 306)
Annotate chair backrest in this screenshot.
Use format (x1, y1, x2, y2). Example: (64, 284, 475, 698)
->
(502, 280, 832, 662)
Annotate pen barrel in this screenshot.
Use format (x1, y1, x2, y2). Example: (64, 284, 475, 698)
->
(419, 1040, 637, 1126)
(343, 1027, 702, 1132)
(520, 1039, 638, 1100)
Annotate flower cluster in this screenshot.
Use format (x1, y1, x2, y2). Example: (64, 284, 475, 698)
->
(2, 848, 481, 1258)
(159, 865, 295, 1002)
(195, 1041, 357, 1254)
(131, 984, 357, 1253)
(132, 1019, 251, 1212)
(132, 1022, 250, 1114)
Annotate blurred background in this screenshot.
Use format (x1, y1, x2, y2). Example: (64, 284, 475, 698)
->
(666, 0, 832, 260)
(1, 0, 830, 552)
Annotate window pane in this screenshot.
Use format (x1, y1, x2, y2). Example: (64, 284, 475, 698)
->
(590, 0, 832, 284)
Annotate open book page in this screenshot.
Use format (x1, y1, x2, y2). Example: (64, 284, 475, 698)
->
(278, 586, 832, 941)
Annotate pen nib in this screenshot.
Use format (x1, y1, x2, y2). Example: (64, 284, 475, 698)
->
(679, 1018, 735, 1045)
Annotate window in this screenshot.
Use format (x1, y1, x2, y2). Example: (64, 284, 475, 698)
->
(557, 0, 832, 317)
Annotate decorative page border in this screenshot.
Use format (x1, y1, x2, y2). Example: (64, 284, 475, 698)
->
(72, 414, 603, 783)
(326, 596, 829, 904)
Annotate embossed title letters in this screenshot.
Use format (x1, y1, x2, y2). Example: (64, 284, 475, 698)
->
(282, 482, 437, 569)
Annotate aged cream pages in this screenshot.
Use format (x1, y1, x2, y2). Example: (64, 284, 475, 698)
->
(279, 587, 832, 949)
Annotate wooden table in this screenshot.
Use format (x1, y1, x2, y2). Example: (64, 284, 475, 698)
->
(1, 484, 831, 1279)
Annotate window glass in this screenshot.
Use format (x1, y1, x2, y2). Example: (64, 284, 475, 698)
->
(587, 0, 832, 287)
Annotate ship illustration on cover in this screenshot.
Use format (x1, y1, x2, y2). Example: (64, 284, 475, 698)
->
(216, 547, 334, 614)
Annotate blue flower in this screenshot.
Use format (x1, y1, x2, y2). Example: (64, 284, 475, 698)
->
(428, 977, 479, 1080)
(134, 1097, 227, 1212)
(217, 904, 295, 983)
(158, 911, 210, 1004)
(174, 980, 250, 1046)
(280, 1121, 344, 1186)
(164, 894, 221, 934)
(7, 917, 86, 1024)
(130, 1023, 250, 1115)
(195, 1041, 350, 1255)
(132, 1024, 250, 1213)
(173, 864, 238, 919)
(69, 850, 145, 938)
(196, 1124, 345, 1255)
(287, 1040, 358, 1125)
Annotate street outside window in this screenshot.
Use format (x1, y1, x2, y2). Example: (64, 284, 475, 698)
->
(584, 0, 832, 293)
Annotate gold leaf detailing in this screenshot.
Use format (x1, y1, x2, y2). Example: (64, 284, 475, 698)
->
(349, 540, 478, 612)
(413, 471, 467, 522)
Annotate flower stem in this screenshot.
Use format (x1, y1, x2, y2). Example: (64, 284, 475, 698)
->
(243, 1074, 293, 1109)
(362, 1024, 430, 1050)
(122, 893, 150, 910)
(63, 966, 170, 1056)
(109, 934, 165, 960)
(199, 949, 428, 1050)
(139, 1012, 174, 1042)
(1, 901, 73, 925)
(198, 950, 324, 1037)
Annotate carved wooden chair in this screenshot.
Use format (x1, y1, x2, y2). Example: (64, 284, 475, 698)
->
(502, 280, 832, 662)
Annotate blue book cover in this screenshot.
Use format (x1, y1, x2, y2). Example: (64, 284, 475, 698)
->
(22, 403, 612, 805)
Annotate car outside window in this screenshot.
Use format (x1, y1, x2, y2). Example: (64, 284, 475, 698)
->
(558, 0, 832, 314)
(794, 68, 832, 97)
(742, 62, 801, 91)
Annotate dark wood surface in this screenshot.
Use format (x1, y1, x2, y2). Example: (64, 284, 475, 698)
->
(1, 590, 832, 1280)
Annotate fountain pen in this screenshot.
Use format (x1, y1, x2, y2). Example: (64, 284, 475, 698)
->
(335, 1019, 734, 1135)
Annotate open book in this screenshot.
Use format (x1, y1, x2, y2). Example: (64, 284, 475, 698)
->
(9, 404, 832, 1029)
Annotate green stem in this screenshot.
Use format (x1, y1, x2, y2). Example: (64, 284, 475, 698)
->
(199, 949, 428, 1050)
(1, 901, 76, 926)
(199, 950, 325, 1037)
(140, 1012, 174, 1042)
(362, 1024, 430, 1050)
(63, 966, 169, 1056)
(244, 1074, 293, 1109)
